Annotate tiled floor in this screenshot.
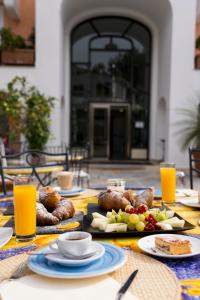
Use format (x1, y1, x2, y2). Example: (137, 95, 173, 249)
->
(88, 164, 199, 190)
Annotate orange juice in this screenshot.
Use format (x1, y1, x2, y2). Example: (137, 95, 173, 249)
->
(160, 166, 176, 203)
(14, 185, 36, 238)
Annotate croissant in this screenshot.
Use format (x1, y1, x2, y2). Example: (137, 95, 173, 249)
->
(36, 202, 59, 226)
(134, 188, 153, 208)
(52, 198, 75, 221)
(39, 190, 61, 212)
(98, 190, 130, 211)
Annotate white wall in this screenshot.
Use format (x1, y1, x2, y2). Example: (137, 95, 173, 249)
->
(1, 0, 198, 167)
(0, 0, 64, 146)
(168, 0, 197, 168)
(62, 0, 173, 160)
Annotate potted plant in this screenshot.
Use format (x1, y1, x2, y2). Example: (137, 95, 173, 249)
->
(0, 77, 25, 153)
(176, 101, 200, 174)
(0, 27, 35, 65)
(195, 36, 200, 69)
(0, 77, 55, 158)
(24, 86, 55, 151)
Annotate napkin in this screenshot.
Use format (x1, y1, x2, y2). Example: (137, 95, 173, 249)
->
(0, 274, 138, 300)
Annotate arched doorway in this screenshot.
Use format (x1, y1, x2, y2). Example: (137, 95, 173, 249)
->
(71, 16, 151, 160)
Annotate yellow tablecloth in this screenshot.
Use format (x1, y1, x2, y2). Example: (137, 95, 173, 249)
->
(5, 166, 64, 175)
(0, 193, 200, 299)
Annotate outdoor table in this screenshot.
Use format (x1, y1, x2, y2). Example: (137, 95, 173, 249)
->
(4, 165, 64, 175)
(0, 190, 199, 299)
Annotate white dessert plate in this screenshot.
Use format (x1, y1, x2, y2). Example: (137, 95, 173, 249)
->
(0, 227, 13, 248)
(178, 197, 200, 208)
(138, 234, 200, 259)
(28, 242, 126, 279)
(46, 241, 105, 266)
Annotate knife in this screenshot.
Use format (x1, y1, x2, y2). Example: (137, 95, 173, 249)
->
(116, 269, 138, 300)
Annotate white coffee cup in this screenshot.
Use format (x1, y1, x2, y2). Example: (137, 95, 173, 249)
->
(57, 171, 73, 190)
(49, 231, 92, 256)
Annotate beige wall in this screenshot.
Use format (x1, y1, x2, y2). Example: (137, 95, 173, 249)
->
(4, 0, 35, 39)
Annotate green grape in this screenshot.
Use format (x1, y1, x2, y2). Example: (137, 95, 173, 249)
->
(144, 211, 149, 218)
(116, 215, 122, 223)
(124, 213, 130, 224)
(128, 222, 136, 230)
(135, 221, 145, 232)
(118, 209, 123, 216)
(109, 215, 116, 223)
(129, 214, 139, 224)
(138, 214, 145, 222)
(157, 212, 167, 221)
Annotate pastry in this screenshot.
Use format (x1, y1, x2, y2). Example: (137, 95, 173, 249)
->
(98, 190, 130, 211)
(97, 188, 153, 211)
(37, 187, 75, 226)
(155, 236, 191, 255)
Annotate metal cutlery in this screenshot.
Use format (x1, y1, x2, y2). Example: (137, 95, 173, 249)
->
(116, 269, 138, 300)
(28, 250, 97, 260)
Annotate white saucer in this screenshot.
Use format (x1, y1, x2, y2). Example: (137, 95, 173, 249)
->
(138, 234, 200, 259)
(53, 186, 85, 197)
(46, 242, 105, 266)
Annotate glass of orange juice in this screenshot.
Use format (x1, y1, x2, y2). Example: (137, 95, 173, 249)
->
(14, 175, 37, 242)
(160, 162, 176, 204)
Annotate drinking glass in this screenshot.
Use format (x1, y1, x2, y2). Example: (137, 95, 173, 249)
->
(107, 178, 126, 192)
(160, 162, 176, 204)
(14, 175, 37, 242)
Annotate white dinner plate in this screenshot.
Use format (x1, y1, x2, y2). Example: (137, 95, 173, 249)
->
(178, 197, 200, 208)
(138, 234, 200, 259)
(46, 242, 105, 266)
(0, 227, 13, 248)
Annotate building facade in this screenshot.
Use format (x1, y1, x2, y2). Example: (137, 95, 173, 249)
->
(0, 0, 199, 167)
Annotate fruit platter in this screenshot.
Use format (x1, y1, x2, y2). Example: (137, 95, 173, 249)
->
(83, 189, 195, 237)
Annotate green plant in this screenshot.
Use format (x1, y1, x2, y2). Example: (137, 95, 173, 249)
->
(0, 27, 26, 50)
(196, 36, 200, 51)
(0, 77, 55, 150)
(0, 27, 15, 50)
(0, 77, 25, 142)
(176, 101, 200, 149)
(27, 27, 35, 49)
(24, 87, 55, 150)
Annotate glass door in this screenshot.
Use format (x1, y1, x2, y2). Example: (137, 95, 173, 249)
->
(90, 105, 109, 158)
(110, 106, 129, 159)
(90, 103, 130, 159)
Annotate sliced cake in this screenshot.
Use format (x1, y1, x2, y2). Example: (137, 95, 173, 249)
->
(155, 236, 191, 255)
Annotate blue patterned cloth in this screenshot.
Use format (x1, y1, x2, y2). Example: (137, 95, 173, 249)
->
(0, 244, 37, 260)
(0, 200, 13, 208)
(156, 235, 200, 281)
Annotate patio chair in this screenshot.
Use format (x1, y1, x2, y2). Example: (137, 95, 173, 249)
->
(0, 148, 69, 195)
(189, 146, 200, 189)
(68, 146, 90, 187)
